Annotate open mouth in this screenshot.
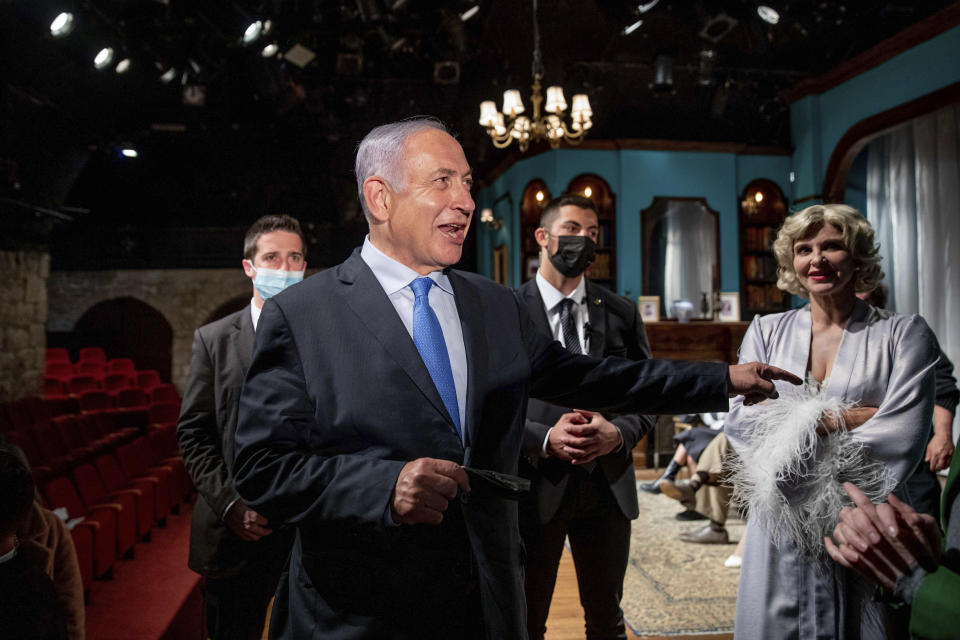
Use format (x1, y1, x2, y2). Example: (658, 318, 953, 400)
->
(438, 222, 466, 241)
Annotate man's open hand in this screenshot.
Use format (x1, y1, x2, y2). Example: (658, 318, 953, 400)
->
(728, 362, 802, 405)
(391, 458, 470, 525)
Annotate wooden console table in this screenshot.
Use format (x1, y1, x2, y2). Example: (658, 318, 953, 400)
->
(635, 320, 750, 468)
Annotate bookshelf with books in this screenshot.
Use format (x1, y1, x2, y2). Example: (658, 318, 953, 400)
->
(520, 179, 551, 282)
(567, 174, 616, 291)
(739, 179, 790, 319)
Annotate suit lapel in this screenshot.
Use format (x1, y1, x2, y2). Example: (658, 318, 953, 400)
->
(336, 252, 457, 435)
(585, 281, 607, 358)
(232, 307, 254, 372)
(520, 279, 551, 335)
(449, 271, 485, 461)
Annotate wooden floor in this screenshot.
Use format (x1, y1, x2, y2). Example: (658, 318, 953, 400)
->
(544, 546, 731, 640)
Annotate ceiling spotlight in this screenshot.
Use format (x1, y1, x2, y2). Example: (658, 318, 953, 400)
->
(637, 0, 659, 13)
(93, 47, 115, 70)
(115, 58, 131, 74)
(261, 43, 279, 58)
(651, 54, 674, 93)
(262, 19, 273, 35)
(243, 20, 263, 45)
(120, 148, 138, 158)
(460, 5, 479, 21)
(49, 12, 76, 37)
(757, 6, 780, 24)
(159, 66, 177, 84)
(623, 19, 643, 35)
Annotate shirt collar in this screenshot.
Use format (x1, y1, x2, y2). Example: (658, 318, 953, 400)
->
(361, 235, 454, 296)
(250, 298, 261, 331)
(535, 270, 586, 312)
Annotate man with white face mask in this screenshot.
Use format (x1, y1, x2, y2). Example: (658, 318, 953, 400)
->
(177, 214, 305, 640)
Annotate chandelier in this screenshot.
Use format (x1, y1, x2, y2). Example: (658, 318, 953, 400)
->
(478, 0, 593, 152)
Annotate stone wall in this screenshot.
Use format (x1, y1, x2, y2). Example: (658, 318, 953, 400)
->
(47, 269, 253, 391)
(0, 250, 49, 402)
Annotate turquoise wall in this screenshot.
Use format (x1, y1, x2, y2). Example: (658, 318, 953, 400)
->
(475, 148, 792, 297)
(477, 23, 960, 296)
(791, 24, 960, 200)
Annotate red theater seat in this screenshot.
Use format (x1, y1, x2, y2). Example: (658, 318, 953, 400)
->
(43, 476, 117, 579)
(73, 463, 137, 557)
(46, 348, 71, 363)
(44, 377, 65, 398)
(113, 387, 148, 409)
(66, 375, 101, 395)
(78, 347, 107, 364)
(107, 358, 136, 375)
(149, 383, 180, 404)
(74, 360, 106, 378)
(103, 372, 132, 391)
(78, 390, 114, 413)
(116, 441, 171, 522)
(135, 370, 162, 390)
(95, 453, 156, 537)
(45, 361, 74, 380)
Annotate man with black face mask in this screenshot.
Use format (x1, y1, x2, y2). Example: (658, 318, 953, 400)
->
(516, 194, 654, 640)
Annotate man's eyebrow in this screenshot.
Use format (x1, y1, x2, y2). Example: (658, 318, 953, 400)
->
(432, 168, 473, 178)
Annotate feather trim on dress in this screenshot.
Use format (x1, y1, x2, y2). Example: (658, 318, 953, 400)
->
(727, 377, 896, 560)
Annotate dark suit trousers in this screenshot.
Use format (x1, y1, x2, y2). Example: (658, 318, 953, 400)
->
(203, 545, 285, 640)
(523, 468, 631, 640)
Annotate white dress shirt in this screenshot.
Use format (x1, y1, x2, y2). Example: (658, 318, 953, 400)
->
(250, 298, 261, 331)
(360, 236, 468, 438)
(535, 271, 589, 352)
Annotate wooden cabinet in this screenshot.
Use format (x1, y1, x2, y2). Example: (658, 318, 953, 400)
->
(644, 321, 749, 365)
(739, 179, 790, 319)
(636, 320, 749, 468)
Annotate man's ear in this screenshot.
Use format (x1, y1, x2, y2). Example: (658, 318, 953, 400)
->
(534, 227, 549, 250)
(363, 177, 392, 223)
(242, 259, 256, 278)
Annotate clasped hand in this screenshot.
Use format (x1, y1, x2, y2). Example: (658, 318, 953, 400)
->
(824, 482, 942, 591)
(547, 410, 622, 464)
(225, 499, 273, 542)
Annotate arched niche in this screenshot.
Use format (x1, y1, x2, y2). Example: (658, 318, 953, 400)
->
(204, 295, 251, 325)
(823, 82, 960, 203)
(520, 179, 552, 282)
(73, 297, 174, 382)
(566, 174, 616, 290)
(738, 179, 790, 319)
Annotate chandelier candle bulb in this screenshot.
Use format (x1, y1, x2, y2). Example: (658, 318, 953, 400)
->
(545, 86, 567, 113)
(502, 90, 525, 117)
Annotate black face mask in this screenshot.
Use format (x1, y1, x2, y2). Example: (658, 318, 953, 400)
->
(548, 235, 597, 278)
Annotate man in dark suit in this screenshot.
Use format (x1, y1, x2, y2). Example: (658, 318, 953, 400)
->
(233, 117, 801, 640)
(177, 214, 304, 640)
(517, 194, 653, 640)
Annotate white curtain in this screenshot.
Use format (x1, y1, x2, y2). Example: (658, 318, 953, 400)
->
(866, 104, 960, 440)
(661, 201, 717, 313)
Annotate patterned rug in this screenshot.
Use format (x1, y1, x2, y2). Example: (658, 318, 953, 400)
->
(621, 488, 745, 636)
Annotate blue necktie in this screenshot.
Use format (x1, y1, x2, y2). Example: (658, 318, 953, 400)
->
(410, 277, 462, 438)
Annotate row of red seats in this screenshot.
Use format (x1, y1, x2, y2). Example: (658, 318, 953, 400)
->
(46, 346, 109, 365)
(40, 433, 191, 593)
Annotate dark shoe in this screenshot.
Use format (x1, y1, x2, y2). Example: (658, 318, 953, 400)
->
(679, 524, 729, 544)
(674, 509, 707, 521)
(638, 479, 661, 494)
(660, 478, 696, 508)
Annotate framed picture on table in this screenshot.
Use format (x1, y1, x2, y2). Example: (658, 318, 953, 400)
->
(718, 292, 741, 322)
(637, 296, 660, 323)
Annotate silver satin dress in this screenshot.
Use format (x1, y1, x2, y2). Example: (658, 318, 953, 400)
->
(725, 299, 938, 640)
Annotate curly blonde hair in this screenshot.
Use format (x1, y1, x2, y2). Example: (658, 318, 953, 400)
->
(772, 204, 884, 298)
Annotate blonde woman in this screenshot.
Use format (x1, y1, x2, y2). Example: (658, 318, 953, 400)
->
(725, 204, 938, 639)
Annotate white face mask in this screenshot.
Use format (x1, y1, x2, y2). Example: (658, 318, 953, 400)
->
(251, 266, 304, 299)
